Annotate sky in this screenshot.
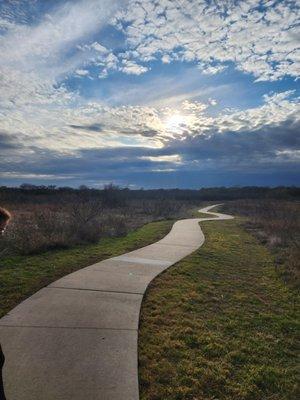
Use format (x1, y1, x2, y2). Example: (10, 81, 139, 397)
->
(0, 0, 299, 189)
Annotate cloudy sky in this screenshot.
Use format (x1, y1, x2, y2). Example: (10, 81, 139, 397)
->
(0, 0, 299, 188)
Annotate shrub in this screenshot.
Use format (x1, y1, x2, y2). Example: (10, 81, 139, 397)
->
(0, 194, 194, 256)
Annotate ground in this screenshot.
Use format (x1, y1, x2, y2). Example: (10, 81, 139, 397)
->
(1, 210, 298, 399)
(139, 217, 299, 400)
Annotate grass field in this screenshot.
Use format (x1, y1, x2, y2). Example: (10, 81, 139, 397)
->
(0, 219, 173, 318)
(139, 217, 299, 400)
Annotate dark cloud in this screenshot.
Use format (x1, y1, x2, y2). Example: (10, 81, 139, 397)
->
(1, 118, 299, 187)
(69, 123, 104, 132)
(0, 131, 20, 149)
(137, 129, 158, 137)
(119, 127, 160, 137)
(166, 119, 300, 169)
(69, 124, 159, 138)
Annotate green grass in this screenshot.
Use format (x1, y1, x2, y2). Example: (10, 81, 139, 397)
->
(0, 219, 173, 318)
(139, 218, 299, 400)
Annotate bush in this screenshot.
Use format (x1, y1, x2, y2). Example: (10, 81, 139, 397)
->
(0, 194, 195, 256)
(101, 214, 129, 237)
(1, 203, 133, 255)
(2, 213, 47, 254)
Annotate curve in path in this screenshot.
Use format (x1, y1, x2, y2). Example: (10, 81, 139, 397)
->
(0, 205, 233, 400)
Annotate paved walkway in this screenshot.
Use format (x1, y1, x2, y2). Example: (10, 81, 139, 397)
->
(0, 205, 233, 400)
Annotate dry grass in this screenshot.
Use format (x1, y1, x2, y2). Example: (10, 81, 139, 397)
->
(221, 200, 300, 288)
(0, 198, 194, 256)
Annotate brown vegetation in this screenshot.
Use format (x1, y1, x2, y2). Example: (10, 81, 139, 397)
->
(0, 189, 194, 256)
(222, 200, 300, 288)
(1, 185, 299, 260)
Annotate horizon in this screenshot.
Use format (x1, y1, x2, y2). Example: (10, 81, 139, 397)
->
(1, 0, 299, 188)
(2, 183, 299, 191)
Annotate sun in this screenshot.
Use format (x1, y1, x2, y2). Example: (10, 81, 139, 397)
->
(165, 114, 187, 131)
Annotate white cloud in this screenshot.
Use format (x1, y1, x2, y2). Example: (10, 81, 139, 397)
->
(113, 0, 300, 81)
(0, 172, 71, 180)
(1, 0, 119, 75)
(161, 54, 171, 64)
(0, 0, 120, 108)
(120, 60, 149, 75)
(212, 91, 299, 134)
(140, 154, 182, 163)
(275, 150, 300, 162)
(1, 86, 298, 158)
(209, 99, 217, 106)
(89, 42, 109, 54)
(0, 0, 299, 183)
(1, 88, 299, 183)
(75, 69, 90, 77)
(198, 63, 228, 75)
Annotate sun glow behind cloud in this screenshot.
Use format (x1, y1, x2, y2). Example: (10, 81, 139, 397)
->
(0, 0, 299, 187)
(165, 114, 188, 131)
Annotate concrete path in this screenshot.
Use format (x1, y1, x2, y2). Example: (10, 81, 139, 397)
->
(0, 205, 233, 400)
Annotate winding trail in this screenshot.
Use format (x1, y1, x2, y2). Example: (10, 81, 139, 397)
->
(0, 205, 233, 400)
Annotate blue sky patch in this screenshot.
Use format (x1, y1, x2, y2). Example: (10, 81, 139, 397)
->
(0, 0, 299, 188)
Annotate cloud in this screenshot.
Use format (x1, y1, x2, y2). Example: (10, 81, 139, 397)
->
(211, 91, 299, 135)
(0, 1, 299, 187)
(120, 59, 149, 75)
(1, 86, 299, 155)
(1, 0, 119, 73)
(1, 89, 299, 186)
(75, 69, 90, 77)
(0, 131, 20, 149)
(0, 0, 120, 108)
(141, 154, 182, 163)
(69, 123, 104, 132)
(198, 63, 228, 75)
(166, 118, 300, 171)
(113, 0, 299, 81)
(1, 116, 299, 187)
(101, 66, 232, 107)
